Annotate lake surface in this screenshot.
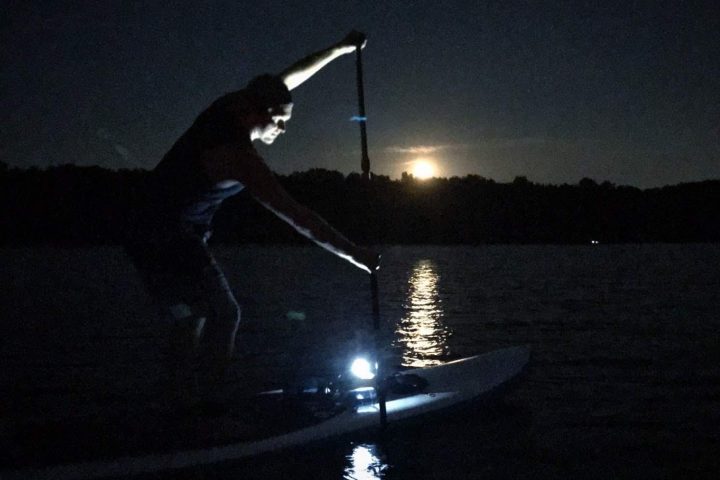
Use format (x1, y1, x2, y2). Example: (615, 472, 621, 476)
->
(2, 244, 719, 478)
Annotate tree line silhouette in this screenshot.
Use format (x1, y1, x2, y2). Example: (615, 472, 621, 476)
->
(1, 161, 718, 246)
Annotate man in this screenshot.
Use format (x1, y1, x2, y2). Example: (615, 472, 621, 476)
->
(125, 31, 379, 409)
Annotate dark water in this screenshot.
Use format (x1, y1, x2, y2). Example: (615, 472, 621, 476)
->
(2, 245, 720, 478)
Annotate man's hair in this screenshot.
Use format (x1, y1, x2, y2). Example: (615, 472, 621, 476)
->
(245, 74, 292, 112)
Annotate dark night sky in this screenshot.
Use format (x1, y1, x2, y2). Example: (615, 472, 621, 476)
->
(2, 0, 718, 187)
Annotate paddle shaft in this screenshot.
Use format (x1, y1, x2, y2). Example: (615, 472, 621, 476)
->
(356, 46, 371, 180)
(371, 272, 380, 327)
(370, 272, 387, 426)
(356, 43, 387, 428)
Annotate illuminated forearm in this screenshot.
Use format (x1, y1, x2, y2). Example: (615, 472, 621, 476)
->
(262, 200, 366, 271)
(280, 43, 352, 91)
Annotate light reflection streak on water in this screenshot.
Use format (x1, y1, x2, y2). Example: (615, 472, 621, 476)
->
(343, 443, 388, 479)
(394, 259, 450, 367)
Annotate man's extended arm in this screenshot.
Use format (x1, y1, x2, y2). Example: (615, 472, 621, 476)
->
(201, 145, 379, 273)
(280, 31, 366, 91)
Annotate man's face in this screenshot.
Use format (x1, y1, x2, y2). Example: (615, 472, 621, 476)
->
(257, 103, 293, 145)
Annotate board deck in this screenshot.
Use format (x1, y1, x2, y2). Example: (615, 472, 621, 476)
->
(2, 346, 529, 480)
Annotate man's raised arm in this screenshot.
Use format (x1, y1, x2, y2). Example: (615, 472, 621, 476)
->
(280, 31, 367, 91)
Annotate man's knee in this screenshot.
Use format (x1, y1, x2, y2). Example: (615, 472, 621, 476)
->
(165, 303, 206, 350)
(199, 264, 241, 328)
(207, 288, 241, 330)
(217, 297, 241, 332)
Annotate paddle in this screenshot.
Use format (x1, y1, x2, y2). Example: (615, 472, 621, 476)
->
(355, 40, 370, 181)
(371, 272, 387, 427)
(355, 38, 387, 428)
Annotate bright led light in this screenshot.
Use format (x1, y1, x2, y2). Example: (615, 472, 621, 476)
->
(350, 358, 375, 380)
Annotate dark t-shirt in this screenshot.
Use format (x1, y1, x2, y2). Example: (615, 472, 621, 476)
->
(124, 90, 257, 277)
(131, 90, 258, 241)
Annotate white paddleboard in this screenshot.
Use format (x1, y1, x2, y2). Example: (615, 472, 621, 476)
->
(2, 346, 529, 480)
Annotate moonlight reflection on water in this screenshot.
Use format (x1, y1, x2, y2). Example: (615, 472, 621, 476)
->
(394, 259, 451, 367)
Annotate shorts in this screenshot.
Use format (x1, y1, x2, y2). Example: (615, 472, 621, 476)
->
(124, 232, 227, 307)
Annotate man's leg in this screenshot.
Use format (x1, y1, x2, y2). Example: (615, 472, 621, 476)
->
(164, 303, 206, 408)
(134, 258, 209, 411)
(126, 237, 240, 408)
(193, 257, 241, 399)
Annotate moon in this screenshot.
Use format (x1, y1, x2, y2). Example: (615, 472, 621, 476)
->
(412, 159, 436, 180)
